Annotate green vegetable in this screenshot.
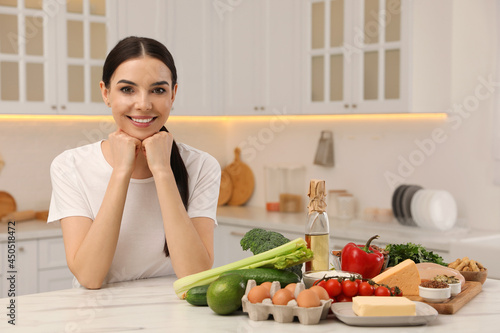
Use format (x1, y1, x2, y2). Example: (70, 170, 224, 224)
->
(385, 243, 446, 267)
(207, 274, 246, 315)
(173, 237, 313, 299)
(186, 284, 210, 306)
(220, 268, 300, 287)
(240, 228, 304, 278)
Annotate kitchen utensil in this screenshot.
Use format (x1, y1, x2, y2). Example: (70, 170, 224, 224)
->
(0, 209, 36, 223)
(35, 210, 49, 221)
(0, 191, 16, 219)
(225, 147, 255, 206)
(217, 169, 233, 206)
(313, 130, 334, 167)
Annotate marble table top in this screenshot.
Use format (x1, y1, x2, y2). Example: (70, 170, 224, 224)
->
(1, 276, 499, 332)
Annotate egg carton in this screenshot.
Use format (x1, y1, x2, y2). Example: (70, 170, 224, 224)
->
(241, 280, 332, 325)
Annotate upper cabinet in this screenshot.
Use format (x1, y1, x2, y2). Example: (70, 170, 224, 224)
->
(0, 0, 118, 115)
(304, 0, 452, 114)
(221, 0, 302, 116)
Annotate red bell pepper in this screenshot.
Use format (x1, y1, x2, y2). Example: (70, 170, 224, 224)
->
(341, 235, 385, 279)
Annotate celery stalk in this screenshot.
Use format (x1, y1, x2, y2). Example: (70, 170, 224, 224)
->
(173, 238, 313, 299)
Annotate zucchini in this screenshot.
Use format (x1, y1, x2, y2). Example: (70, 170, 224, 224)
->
(185, 284, 210, 306)
(220, 268, 300, 287)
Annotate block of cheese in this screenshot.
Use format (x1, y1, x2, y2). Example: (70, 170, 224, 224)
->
(352, 296, 416, 316)
(372, 259, 420, 296)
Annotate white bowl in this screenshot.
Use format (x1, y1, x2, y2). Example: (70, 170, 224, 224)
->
(419, 285, 451, 303)
(449, 282, 461, 296)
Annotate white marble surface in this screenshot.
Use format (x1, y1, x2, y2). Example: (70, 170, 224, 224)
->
(0, 275, 499, 332)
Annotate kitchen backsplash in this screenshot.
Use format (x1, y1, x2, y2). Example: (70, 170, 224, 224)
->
(0, 108, 499, 232)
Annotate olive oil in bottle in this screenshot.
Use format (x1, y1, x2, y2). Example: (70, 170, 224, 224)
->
(305, 179, 330, 272)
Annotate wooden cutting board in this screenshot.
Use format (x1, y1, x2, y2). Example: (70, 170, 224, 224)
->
(224, 147, 254, 206)
(217, 169, 233, 206)
(407, 281, 482, 314)
(0, 191, 17, 219)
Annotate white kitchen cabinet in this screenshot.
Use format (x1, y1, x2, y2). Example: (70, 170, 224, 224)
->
(0, 236, 73, 297)
(303, 0, 452, 114)
(222, 0, 302, 116)
(0, 0, 118, 115)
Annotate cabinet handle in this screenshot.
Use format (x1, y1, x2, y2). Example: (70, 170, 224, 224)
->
(260, 106, 265, 111)
(19, 247, 24, 252)
(344, 104, 350, 108)
(61, 105, 66, 110)
(51, 105, 57, 110)
(230, 231, 246, 237)
(352, 104, 357, 108)
(254, 106, 258, 110)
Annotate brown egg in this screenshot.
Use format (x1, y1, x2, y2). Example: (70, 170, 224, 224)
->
(284, 283, 297, 295)
(309, 285, 330, 300)
(260, 281, 272, 292)
(247, 285, 271, 304)
(272, 288, 295, 305)
(296, 289, 321, 308)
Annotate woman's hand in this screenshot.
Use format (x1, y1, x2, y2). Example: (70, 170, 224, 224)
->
(141, 131, 173, 176)
(108, 129, 142, 176)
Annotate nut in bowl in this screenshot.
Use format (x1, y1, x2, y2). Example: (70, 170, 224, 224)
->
(447, 256, 488, 285)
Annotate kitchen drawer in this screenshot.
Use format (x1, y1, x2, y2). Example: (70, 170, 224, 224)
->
(38, 267, 74, 293)
(38, 237, 67, 269)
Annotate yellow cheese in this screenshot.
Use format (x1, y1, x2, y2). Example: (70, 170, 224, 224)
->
(352, 296, 416, 316)
(372, 259, 421, 296)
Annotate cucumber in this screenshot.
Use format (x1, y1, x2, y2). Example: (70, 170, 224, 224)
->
(220, 268, 300, 287)
(185, 284, 210, 306)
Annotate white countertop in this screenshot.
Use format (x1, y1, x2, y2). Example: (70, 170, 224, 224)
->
(0, 275, 499, 332)
(0, 220, 61, 242)
(216, 206, 498, 253)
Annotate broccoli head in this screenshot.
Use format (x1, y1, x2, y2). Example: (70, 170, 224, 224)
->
(240, 228, 304, 278)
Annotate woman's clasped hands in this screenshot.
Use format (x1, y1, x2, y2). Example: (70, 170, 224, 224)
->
(108, 129, 173, 177)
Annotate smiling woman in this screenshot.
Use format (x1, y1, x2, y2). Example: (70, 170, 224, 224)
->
(47, 37, 221, 289)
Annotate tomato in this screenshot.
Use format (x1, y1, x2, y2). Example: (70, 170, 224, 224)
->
(374, 286, 391, 296)
(341, 280, 359, 297)
(391, 286, 403, 296)
(324, 279, 342, 299)
(336, 294, 353, 302)
(358, 282, 374, 296)
(355, 279, 362, 287)
(314, 280, 327, 288)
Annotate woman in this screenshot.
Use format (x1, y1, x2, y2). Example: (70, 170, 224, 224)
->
(48, 36, 221, 289)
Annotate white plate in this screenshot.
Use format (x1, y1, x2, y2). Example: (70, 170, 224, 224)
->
(331, 301, 438, 327)
(428, 190, 457, 231)
(411, 190, 426, 228)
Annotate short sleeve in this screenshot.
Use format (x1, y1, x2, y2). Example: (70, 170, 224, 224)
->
(47, 152, 93, 223)
(187, 154, 221, 223)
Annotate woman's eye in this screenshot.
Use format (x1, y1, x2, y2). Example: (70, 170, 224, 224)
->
(120, 87, 133, 94)
(152, 87, 166, 94)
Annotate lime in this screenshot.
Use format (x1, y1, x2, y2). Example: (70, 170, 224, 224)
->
(206, 274, 246, 315)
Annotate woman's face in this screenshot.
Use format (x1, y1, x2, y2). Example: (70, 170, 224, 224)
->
(101, 56, 177, 141)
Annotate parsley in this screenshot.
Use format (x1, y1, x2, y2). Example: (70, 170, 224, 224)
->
(385, 243, 447, 267)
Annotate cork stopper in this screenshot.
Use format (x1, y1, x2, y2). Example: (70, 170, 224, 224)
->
(307, 179, 327, 214)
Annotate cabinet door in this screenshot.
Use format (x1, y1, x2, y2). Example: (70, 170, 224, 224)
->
(16, 239, 38, 296)
(0, 0, 56, 114)
(0, 0, 118, 115)
(213, 224, 253, 268)
(0, 243, 4, 298)
(304, 0, 409, 114)
(38, 267, 74, 293)
(223, 0, 301, 116)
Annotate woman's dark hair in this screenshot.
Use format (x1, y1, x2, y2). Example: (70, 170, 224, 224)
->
(103, 36, 188, 257)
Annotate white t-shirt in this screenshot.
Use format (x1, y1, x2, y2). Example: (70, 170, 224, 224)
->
(48, 140, 221, 285)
